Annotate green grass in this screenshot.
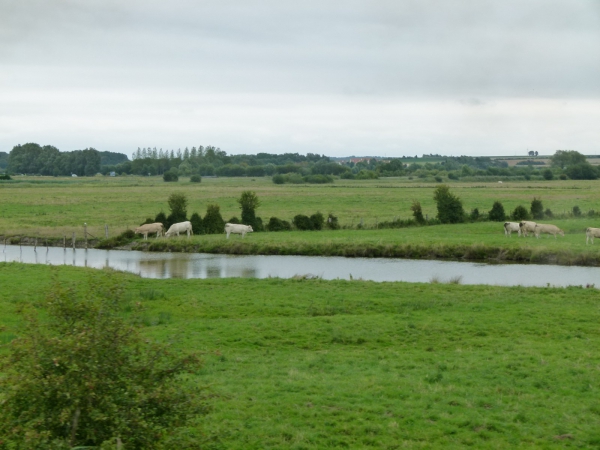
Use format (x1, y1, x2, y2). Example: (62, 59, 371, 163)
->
(1, 263, 600, 448)
(1, 175, 600, 238)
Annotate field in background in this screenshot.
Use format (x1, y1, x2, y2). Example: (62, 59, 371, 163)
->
(1, 176, 600, 238)
(1, 263, 600, 448)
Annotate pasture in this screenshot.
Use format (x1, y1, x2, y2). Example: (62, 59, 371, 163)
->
(1, 263, 600, 448)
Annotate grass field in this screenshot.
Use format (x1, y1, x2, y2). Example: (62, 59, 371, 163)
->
(1, 176, 600, 238)
(1, 263, 600, 448)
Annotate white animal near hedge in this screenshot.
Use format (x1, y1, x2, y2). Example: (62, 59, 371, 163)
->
(586, 227, 600, 245)
(503, 222, 521, 237)
(225, 223, 253, 239)
(534, 223, 564, 239)
(165, 221, 193, 238)
(134, 223, 165, 240)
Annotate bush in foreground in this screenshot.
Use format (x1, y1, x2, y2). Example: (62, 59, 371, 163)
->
(0, 275, 206, 449)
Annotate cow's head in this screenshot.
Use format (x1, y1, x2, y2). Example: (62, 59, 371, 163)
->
(248, 226, 254, 232)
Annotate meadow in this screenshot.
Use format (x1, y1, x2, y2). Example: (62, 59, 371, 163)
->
(1, 263, 599, 448)
(1, 176, 600, 265)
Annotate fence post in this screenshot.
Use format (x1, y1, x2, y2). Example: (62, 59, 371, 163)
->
(64, 235, 66, 249)
(84, 223, 88, 249)
(72, 232, 75, 249)
(34, 237, 37, 251)
(105, 224, 108, 239)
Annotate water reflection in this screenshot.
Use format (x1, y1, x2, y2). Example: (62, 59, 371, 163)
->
(0, 245, 598, 288)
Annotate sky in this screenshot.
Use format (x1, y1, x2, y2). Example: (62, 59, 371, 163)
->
(1, 0, 599, 158)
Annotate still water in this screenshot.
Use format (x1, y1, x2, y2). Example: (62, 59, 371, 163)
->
(1, 244, 599, 287)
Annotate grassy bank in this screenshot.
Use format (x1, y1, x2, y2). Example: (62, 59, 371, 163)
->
(1, 263, 599, 448)
(126, 221, 600, 266)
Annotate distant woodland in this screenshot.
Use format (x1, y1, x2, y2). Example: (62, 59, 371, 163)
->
(2, 143, 598, 181)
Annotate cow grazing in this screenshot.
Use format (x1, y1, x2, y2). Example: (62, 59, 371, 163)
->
(534, 223, 564, 239)
(165, 221, 193, 238)
(135, 222, 165, 240)
(503, 222, 521, 237)
(519, 221, 537, 237)
(586, 227, 600, 245)
(225, 223, 253, 239)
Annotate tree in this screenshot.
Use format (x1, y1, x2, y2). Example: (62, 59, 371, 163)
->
(237, 191, 261, 229)
(565, 163, 598, 180)
(167, 193, 188, 227)
(530, 197, 544, 220)
(433, 185, 465, 224)
(203, 204, 225, 234)
(488, 201, 506, 222)
(410, 200, 426, 224)
(511, 205, 530, 221)
(190, 212, 203, 234)
(550, 150, 586, 169)
(163, 168, 179, 182)
(0, 275, 205, 449)
(542, 169, 554, 180)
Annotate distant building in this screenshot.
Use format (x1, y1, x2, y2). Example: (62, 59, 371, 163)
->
(110, 171, 116, 177)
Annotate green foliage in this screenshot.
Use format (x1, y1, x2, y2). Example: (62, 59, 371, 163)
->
(293, 214, 313, 230)
(166, 193, 188, 227)
(433, 185, 465, 224)
(325, 213, 340, 230)
(410, 201, 426, 224)
(303, 174, 334, 184)
(203, 204, 225, 234)
(488, 201, 506, 222)
(542, 168, 554, 180)
(545, 208, 554, 218)
(469, 207, 480, 221)
(530, 197, 544, 220)
(511, 205, 531, 221)
(8, 143, 101, 176)
(190, 212, 203, 235)
(154, 211, 167, 228)
(0, 173, 12, 180)
(267, 217, 292, 232)
(565, 163, 598, 180)
(190, 174, 201, 183)
(0, 274, 206, 449)
(551, 149, 587, 169)
(237, 191, 261, 230)
(310, 212, 325, 230)
(572, 205, 582, 217)
(272, 174, 285, 184)
(96, 229, 136, 249)
(163, 168, 179, 182)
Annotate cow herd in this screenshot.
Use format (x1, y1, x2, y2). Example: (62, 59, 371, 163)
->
(503, 221, 600, 244)
(134, 221, 253, 240)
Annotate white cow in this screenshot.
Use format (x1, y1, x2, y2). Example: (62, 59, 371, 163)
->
(534, 223, 564, 239)
(586, 227, 600, 245)
(519, 221, 537, 237)
(503, 222, 521, 237)
(225, 223, 253, 239)
(165, 221, 193, 238)
(135, 222, 165, 240)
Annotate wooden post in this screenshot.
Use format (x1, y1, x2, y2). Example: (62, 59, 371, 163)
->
(64, 235, 66, 249)
(105, 224, 108, 239)
(72, 232, 75, 249)
(84, 223, 88, 249)
(34, 237, 37, 251)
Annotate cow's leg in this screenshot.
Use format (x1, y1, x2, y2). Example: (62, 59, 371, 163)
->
(226, 231, 230, 239)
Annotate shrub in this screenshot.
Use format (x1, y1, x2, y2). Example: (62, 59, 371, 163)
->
(227, 216, 241, 224)
(559, 174, 568, 180)
(190, 174, 201, 183)
(356, 170, 378, 180)
(542, 169, 554, 180)
(573, 205, 582, 217)
(545, 208, 554, 218)
(293, 214, 313, 230)
(310, 212, 325, 230)
(141, 217, 154, 225)
(190, 212, 203, 234)
(166, 192, 188, 228)
(0, 174, 12, 180)
(0, 278, 206, 449)
(326, 213, 340, 230)
(511, 205, 530, 221)
(163, 168, 179, 182)
(340, 172, 355, 179)
(303, 174, 334, 184)
(434, 176, 443, 182)
(488, 201, 506, 222)
(433, 185, 465, 224)
(410, 201, 426, 224)
(447, 172, 459, 180)
(530, 197, 544, 220)
(267, 217, 292, 232)
(154, 211, 167, 228)
(238, 191, 261, 230)
(203, 204, 225, 234)
(272, 174, 285, 184)
(469, 208, 480, 221)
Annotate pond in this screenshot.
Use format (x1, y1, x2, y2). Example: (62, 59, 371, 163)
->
(1, 244, 599, 287)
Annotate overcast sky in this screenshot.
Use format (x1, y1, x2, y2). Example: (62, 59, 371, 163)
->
(1, 0, 599, 157)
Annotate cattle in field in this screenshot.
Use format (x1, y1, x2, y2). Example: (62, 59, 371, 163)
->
(519, 221, 537, 237)
(503, 222, 521, 237)
(165, 221, 193, 238)
(225, 223, 253, 239)
(534, 223, 564, 239)
(135, 222, 165, 240)
(586, 227, 600, 245)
